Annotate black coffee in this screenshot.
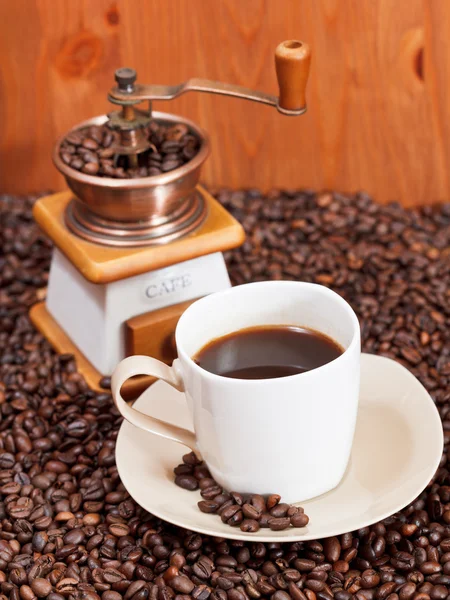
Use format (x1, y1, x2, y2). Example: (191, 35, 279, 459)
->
(193, 325, 343, 380)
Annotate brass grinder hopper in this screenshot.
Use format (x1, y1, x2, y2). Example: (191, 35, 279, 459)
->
(53, 40, 311, 247)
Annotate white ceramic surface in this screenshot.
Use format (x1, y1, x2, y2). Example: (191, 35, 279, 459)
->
(112, 281, 361, 502)
(47, 249, 230, 374)
(115, 353, 443, 542)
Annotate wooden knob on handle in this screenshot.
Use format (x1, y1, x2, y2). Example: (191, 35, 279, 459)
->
(275, 40, 311, 112)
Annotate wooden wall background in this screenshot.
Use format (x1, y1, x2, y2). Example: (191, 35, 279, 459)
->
(1, 0, 449, 206)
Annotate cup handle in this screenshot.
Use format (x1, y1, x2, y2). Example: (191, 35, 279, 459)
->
(111, 355, 200, 456)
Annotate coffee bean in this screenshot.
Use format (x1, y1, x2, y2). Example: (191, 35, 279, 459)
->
(267, 495, 281, 510)
(291, 513, 309, 527)
(70, 157, 84, 170)
(163, 565, 179, 582)
(217, 555, 238, 569)
(201, 485, 222, 499)
(420, 562, 442, 575)
(192, 557, 213, 580)
(109, 523, 130, 537)
(306, 580, 326, 592)
(82, 138, 99, 150)
(161, 141, 181, 153)
(99, 376, 111, 389)
(240, 519, 260, 533)
(257, 580, 276, 595)
(230, 491, 244, 505)
(268, 517, 291, 531)
(361, 570, 381, 588)
(18, 585, 36, 600)
(398, 582, 416, 600)
(98, 147, 115, 160)
(221, 505, 241, 524)
(217, 576, 234, 590)
(66, 131, 83, 145)
(102, 130, 114, 148)
(55, 511, 74, 521)
(249, 495, 266, 513)
(124, 581, 147, 600)
(166, 124, 189, 141)
(63, 528, 85, 545)
(199, 477, 216, 489)
(198, 500, 219, 513)
(269, 503, 290, 518)
(228, 510, 244, 526)
(133, 588, 151, 600)
(61, 152, 73, 166)
(430, 585, 448, 600)
(183, 144, 198, 160)
(80, 149, 99, 164)
(175, 475, 198, 491)
(31, 475, 51, 490)
(136, 566, 154, 582)
(192, 584, 211, 600)
(170, 575, 195, 594)
(59, 120, 200, 178)
(289, 584, 308, 600)
(30, 578, 52, 598)
(174, 464, 193, 476)
(272, 591, 291, 600)
(0, 452, 15, 468)
(185, 533, 202, 551)
(45, 460, 68, 473)
(323, 537, 341, 563)
(161, 160, 182, 172)
(259, 513, 272, 527)
(82, 162, 100, 175)
(242, 504, 261, 520)
(56, 578, 79, 594)
(213, 493, 232, 506)
(103, 568, 125, 583)
(9, 497, 33, 518)
(377, 582, 398, 600)
(228, 589, 247, 600)
(32, 531, 47, 552)
(1, 481, 21, 494)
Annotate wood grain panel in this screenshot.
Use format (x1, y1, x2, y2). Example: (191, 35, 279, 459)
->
(0, 0, 448, 206)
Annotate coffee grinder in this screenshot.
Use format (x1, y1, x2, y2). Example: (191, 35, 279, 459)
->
(30, 40, 311, 399)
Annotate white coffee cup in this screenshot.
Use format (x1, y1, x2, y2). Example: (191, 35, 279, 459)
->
(111, 281, 361, 503)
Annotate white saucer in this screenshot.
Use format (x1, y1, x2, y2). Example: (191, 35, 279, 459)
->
(116, 353, 443, 542)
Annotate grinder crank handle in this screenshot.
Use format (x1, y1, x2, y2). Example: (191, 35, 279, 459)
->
(275, 40, 311, 112)
(109, 40, 311, 116)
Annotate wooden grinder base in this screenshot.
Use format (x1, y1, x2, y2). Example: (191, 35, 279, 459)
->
(30, 185, 245, 401)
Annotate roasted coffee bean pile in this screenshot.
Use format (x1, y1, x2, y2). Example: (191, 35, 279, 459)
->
(174, 452, 309, 533)
(1, 190, 450, 600)
(59, 121, 201, 178)
(222, 190, 449, 394)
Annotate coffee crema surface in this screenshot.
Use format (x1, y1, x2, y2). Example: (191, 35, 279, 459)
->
(193, 325, 343, 380)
